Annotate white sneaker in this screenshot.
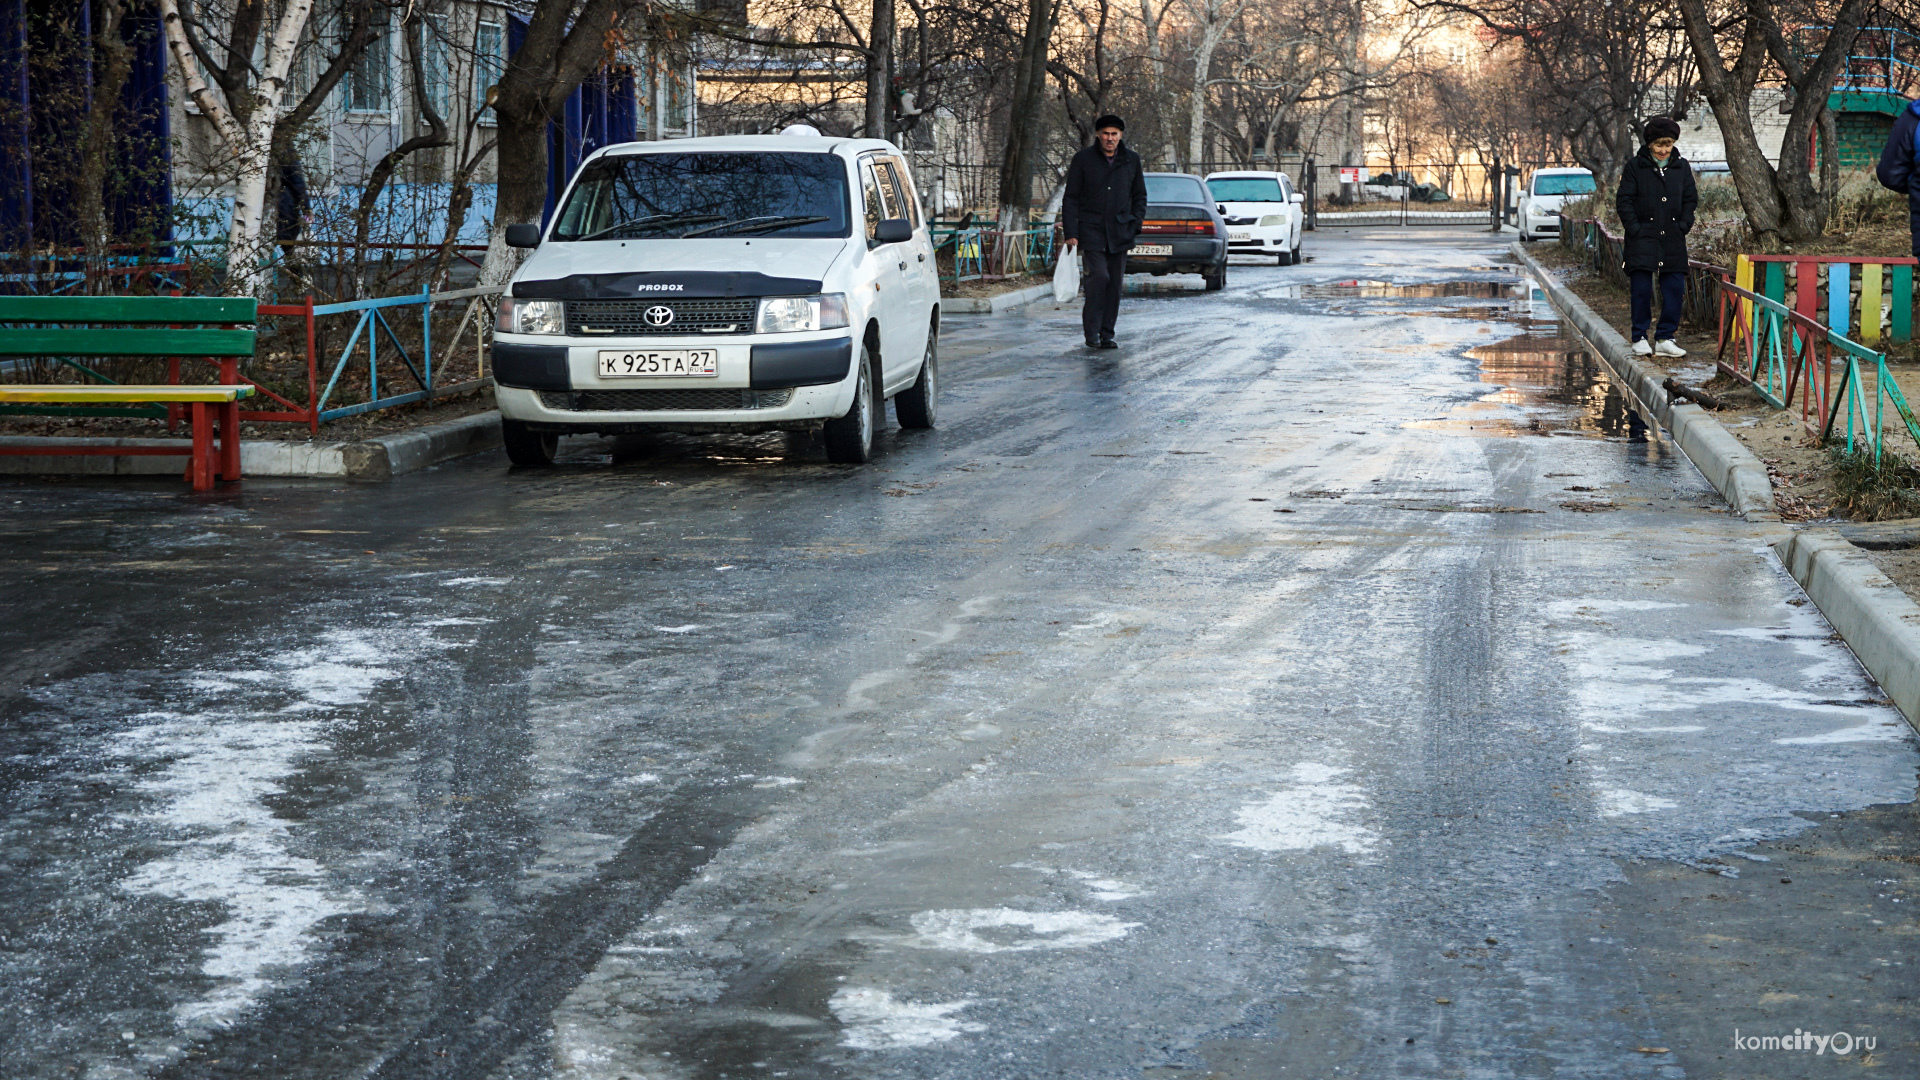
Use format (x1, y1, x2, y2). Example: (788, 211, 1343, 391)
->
(1654, 338, 1686, 358)
(1632, 338, 1653, 356)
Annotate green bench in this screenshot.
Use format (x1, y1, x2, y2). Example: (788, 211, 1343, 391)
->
(0, 296, 258, 490)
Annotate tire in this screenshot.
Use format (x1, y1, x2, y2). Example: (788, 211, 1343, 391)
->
(1275, 247, 1293, 267)
(895, 332, 937, 430)
(501, 418, 558, 467)
(1203, 265, 1226, 291)
(823, 344, 877, 463)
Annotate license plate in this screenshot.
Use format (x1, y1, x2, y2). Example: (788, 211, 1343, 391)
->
(1228, 231, 1252, 242)
(1133, 244, 1173, 255)
(597, 349, 719, 377)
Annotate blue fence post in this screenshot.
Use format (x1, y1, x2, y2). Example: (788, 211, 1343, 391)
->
(421, 283, 432, 392)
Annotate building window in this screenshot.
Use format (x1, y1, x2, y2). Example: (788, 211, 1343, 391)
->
(420, 14, 449, 120)
(474, 21, 505, 127)
(347, 8, 392, 113)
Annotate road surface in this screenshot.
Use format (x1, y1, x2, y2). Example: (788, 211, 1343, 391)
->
(3, 229, 1915, 1079)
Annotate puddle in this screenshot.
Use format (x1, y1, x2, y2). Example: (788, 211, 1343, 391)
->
(1408, 333, 1650, 439)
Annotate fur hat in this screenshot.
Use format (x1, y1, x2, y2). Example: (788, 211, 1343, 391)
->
(1643, 116, 1682, 143)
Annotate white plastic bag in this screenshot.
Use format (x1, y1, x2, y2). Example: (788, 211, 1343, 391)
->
(1053, 245, 1080, 304)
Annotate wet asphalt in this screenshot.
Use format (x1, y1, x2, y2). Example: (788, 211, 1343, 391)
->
(3, 229, 1916, 1080)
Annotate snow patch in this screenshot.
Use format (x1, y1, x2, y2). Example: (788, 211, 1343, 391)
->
(1217, 762, 1377, 854)
(829, 987, 985, 1049)
(442, 576, 512, 586)
(1776, 719, 1912, 744)
(1598, 788, 1679, 817)
(902, 908, 1140, 953)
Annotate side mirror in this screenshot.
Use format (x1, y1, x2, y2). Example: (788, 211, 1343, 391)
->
(505, 223, 542, 248)
(1290, 193, 1305, 205)
(874, 217, 913, 243)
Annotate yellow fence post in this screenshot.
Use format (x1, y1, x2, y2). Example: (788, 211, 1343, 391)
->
(1736, 255, 1755, 341)
(1862, 262, 1884, 344)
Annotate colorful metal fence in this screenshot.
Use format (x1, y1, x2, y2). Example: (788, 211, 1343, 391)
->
(1736, 254, 1916, 345)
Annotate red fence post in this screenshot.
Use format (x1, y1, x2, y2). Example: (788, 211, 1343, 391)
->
(304, 297, 318, 434)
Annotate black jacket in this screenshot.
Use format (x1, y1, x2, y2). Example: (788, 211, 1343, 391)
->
(1615, 146, 1697, 273)
(1875, 99, 1920, 253)
(1061, 141, 1148, 253)
(276, 162, 310, 243)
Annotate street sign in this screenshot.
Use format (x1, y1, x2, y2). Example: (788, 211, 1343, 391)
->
(1338, 167, 1369, 184)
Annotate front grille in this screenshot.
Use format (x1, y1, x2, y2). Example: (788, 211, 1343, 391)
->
(539, 388, 794, 412)
(565, 298, 758, 336)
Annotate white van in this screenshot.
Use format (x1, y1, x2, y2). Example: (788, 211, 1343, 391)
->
(1203, 170, 1305, 265)
(492, 134, 940, 466)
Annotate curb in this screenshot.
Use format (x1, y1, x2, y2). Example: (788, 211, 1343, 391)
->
(943, 282, 1059, 315)
(0, 409, 501, 482)
(1510, 244, 1778, 521)
(1774, 529, 1920, 731)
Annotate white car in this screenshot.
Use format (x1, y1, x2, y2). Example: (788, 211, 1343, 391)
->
(1204, 171, 1305, 265)
(1516, 167, 1597, 241)
(492, 133, 941, 466)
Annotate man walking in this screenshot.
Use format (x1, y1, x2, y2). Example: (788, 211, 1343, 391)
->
(1876, 98, 1920, 258)
(1061, 115, 1148, 349)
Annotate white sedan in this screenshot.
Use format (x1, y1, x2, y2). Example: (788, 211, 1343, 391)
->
(1205, 171, 1305, 265)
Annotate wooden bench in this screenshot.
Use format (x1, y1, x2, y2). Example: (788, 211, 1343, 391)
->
(0, 296, 257, 490)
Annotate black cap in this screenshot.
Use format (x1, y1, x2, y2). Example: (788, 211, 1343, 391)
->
(1093, 114, 1125, 133)
(1643, 116, 1681, 143)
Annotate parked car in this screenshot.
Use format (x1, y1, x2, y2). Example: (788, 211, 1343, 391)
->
(1516, 166, 1597, 241)
(1205, 170, 1305, 265)
(1127, 173, 1230, 290)
(491, 133, 940, 467)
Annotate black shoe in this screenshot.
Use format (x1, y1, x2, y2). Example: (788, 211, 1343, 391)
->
(1085, 338, 1101, 348)
(1097, 338, 1118, 349)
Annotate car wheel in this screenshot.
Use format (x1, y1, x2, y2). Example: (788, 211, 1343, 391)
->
(501, 418, 558, 467)
(1203, 265, 1226, 291)
(1275, 247, 1292, 267)
(895, 333, 937, 430)
(823, 344, 877, 463)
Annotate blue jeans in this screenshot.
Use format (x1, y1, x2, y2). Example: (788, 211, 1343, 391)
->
(1630, 270, 1686, 342)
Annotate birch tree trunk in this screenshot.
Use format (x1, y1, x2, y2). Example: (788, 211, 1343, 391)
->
(1182, 0, 1243, 170)
(160, 0, 314, 297)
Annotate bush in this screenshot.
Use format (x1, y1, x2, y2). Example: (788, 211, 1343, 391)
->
(1828, 446, 1920, 520)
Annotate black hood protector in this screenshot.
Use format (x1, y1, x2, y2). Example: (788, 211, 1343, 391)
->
(513, 271, 824, 300)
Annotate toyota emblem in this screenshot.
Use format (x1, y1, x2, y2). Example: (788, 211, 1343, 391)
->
(644, 304, 675, 327)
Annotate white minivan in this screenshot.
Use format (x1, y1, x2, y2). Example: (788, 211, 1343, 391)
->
(492, 133, 940, 466)
(1203, 170, 1305, 265)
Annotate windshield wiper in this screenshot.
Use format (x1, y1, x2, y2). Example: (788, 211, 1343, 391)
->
(575, 214, 725, 241)
(679, 215, 831, 238)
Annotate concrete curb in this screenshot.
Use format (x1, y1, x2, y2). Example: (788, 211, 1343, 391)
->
(943, 282, 1059, 315)
(1774, 529, 1920, 730)
(1510, 243, 1778, 521)
(0, 409, 501, 481)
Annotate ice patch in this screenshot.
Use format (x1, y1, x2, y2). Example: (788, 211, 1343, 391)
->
(1546, 599, 1683, 619)
(902, 908, 1140, 953)
(829, 987, 985, 1049)
(1066, 869, 1143, 901)
(1776, 719, 1912, 744)
(654, 625, 705, 634)
(751, 775, 803, 788)
(442, 576, 512, 586)
(1598, 788, 1679, 816)
(1217, 763, 1377, 854)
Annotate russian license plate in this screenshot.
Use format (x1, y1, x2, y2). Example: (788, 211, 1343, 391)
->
(597, 349, 719, 377)
(1228, 231, 1252, 242)
(1133, 244, 1173, 255)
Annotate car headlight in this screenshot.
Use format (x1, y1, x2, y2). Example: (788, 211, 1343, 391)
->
(496, 297, 565, 335)
(1257, 214, 1287, 227)
(755, 294, 850, 334)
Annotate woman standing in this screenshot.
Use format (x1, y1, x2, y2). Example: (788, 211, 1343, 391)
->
(1615, 117, 1698, 358)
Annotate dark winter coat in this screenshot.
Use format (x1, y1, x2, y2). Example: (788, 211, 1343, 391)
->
(1060, 141, 1148, 253)
(1874, 99, 1920, 256)
(1615, 146, 1697, 274)
(276, 162, 309, 243)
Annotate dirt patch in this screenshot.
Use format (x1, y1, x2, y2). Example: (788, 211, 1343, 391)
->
(1864, 547, 1920, 599)
(0, 385, 496, 444)
(942, 274, 1048, 300)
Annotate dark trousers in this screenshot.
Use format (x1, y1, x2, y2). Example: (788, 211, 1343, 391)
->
(1081, 247, 1127, 342)
(1630, 269, 1687, 342)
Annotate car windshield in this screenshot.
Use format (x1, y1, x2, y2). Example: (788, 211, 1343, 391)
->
(1207, 178, 1285, 202)
(1146, 176, 1209, 204)
(1532, 173, 1596, 196)
(551, 152, 852, 241)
